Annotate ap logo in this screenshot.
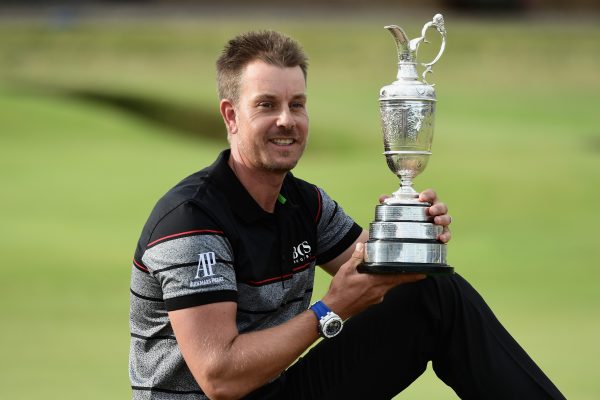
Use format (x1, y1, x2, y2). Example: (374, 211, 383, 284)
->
(195, 252, 216, 279)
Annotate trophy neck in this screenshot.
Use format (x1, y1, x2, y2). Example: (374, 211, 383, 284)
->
(384, 168, 422, 205)
(396, 62, 419, 81)
(384, 186, 423, 205)
(383, 150, 431, 204)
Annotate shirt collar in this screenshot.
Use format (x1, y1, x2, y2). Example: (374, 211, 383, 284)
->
(207, 149, 296, 223)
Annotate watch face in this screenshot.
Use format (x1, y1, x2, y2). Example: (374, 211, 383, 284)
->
(323, 318, 342, 338)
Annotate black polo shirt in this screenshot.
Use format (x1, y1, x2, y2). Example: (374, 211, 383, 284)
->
(129, 149, 362, 397)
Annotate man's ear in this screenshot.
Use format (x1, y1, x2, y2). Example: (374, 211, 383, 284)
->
(220, 99, 238, 134)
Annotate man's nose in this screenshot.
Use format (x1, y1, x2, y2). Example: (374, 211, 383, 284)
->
(277, 107, 295, 130)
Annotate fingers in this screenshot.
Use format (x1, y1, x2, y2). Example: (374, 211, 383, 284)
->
(438, 225, 452, 243)
(432, 211, 452, 243)
(350, 242, 365, 264)
(379, 189, 453, 242)
(419, 188, 452, 242)
(404, 274, 427, 283)
(428, 201, 448, 217)
(378, 194, 390, 204)
(374, 272, 426, 303)
(420, 189, 448, 217)
(377, 272, 427, 287)
(399, 273, 427, 283)
(418, 188, 437, 204)
(433, 213, 452, 226)
(372, 274, 427, 301)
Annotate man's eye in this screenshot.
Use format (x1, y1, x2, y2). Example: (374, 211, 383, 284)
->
(291, 102, 305, 109)
(258, 102, 273, 108)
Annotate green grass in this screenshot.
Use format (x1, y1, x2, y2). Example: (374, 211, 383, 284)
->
(1, 14, 599, 399)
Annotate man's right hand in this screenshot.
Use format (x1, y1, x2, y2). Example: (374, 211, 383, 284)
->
(321, 242, 426, 320)
(170, 239, 424, 400)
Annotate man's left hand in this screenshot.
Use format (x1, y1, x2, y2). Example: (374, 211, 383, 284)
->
(419, 188, 452, 243)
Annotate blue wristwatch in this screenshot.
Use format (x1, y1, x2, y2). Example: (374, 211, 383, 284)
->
(309, 300, 343, 338)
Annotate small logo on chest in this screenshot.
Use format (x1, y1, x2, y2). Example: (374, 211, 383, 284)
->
(292, 241, 312, 264)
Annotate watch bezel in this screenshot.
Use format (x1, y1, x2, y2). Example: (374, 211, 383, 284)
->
(319, 311, 343, 338)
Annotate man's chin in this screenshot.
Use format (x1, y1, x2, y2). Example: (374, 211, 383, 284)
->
(261, 151, 303, 173)
(266, 162, 298, 174)
(262, 157, 300, 174)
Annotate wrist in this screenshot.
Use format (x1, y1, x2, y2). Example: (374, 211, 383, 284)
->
(321, 295, 346, 321)
(309, 300, 343, 339)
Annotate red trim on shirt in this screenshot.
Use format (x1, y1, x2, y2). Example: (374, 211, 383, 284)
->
(314, 186, 322, 224)
(133, 259, 149, 272)
(245, 257, 315, 286)
(147, 229, 224, 248)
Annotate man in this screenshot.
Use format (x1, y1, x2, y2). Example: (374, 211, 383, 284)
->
(130, 31, 564, 399)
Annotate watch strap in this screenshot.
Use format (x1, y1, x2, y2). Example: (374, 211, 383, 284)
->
(309, 300, 331, 321)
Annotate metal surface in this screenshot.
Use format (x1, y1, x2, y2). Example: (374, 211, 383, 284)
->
(374, 204, 431, 222)
(369, 222, 442, 240)
(365, 241, 447, 264)
(379, 14, 446, 202)
(384, 13, 446, 85)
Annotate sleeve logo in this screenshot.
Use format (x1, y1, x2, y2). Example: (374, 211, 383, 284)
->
(190, 251, 224, 288)
(195, 251, 216, 279)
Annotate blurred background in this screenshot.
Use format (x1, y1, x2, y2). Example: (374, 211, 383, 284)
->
(1, 0, 598, 399)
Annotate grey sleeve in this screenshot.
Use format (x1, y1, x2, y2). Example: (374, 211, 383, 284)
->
(315, 187, 363, 265)
(142, 233, 237, 311)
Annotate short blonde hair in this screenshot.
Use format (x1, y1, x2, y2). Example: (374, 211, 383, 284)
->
(216, 30, 308, 103)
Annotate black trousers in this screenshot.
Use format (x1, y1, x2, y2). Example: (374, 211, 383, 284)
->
(245, 274, 565, 400)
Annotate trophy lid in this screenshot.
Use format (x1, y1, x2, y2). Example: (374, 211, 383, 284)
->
(380, 14, 447, 102)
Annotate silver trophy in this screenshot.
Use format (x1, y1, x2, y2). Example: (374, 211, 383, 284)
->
(361, 14, 454, 274)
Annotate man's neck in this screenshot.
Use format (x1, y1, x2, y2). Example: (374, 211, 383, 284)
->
(227, 154, 286, 213)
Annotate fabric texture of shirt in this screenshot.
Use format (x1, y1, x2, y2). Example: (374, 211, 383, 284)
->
(129, 149, 362, 398)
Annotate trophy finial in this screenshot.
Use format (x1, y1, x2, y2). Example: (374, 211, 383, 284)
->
(385, 14, 447, 84)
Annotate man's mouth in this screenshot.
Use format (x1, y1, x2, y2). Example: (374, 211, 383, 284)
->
(269, 138, 296, 146)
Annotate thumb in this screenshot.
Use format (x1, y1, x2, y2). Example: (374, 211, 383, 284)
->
(350, 242, 365, 265)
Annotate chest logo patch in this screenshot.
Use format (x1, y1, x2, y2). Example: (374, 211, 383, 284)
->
(292, 241, 312, 264)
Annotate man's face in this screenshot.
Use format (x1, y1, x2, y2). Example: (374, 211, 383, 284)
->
(227, 60, 309, 174)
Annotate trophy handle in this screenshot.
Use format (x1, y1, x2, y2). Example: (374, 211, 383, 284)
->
(412, 14, 447, 83)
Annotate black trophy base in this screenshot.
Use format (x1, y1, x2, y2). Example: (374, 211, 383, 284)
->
(359, 262, 454, 275)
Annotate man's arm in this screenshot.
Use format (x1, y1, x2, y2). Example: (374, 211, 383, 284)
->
(170, 189, 451, 399)
(170, 301, 319, 400)
(170, 243, 424, 400)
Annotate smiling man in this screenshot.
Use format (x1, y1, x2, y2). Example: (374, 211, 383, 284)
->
(129, 31, 565, 400)
(221, 59, 310, 210)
